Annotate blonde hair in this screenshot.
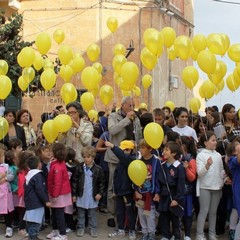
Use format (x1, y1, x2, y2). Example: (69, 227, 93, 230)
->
(81, 146, 96, 159)
(139, 139, 152, 149)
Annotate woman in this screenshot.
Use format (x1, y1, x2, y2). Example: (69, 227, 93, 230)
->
(222, 104, 240, 142)
(193, 116, 212, 143)
(58, 101, 93, 163)
(16, 109, 36, 147)
(196, 131, 224, 240)
(2, 109, 27, 150)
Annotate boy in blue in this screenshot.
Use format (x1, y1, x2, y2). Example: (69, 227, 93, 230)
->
(135, 139, 161, 240)
(105, 140, 137, 240)
(157, 141, 185, 240)
(24, 156, 51, 240)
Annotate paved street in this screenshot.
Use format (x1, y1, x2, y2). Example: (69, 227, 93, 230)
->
(0, 211, 229, 240)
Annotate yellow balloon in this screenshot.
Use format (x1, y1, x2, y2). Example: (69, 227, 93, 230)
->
(0, 60, 8, 75)
(228, 44, 240, 62)
(133, 86, 141, 97)
(164, 101, 175, 111)
(201, 80, 215, 99)
(0, 75, 12, 99)
(43, 58, 54, 70)
(53, 29, 65, 44)
(139, 102, 148, 109)
(92, 62, 103, 74)
(122, 90, 131, 97)
(58, 45, 73, 65)
(81, 66, 100, 90)
(113, 44, 126, 56)
(35, 32, 52, 55)
(80, 92, 95, 111)
(119, 79, 132, 91)
(42, 120, 58, 143)
(143, 28, 163, 56)
(112, 54, 127, 74)
(88, 109, 98, 122)
(87, 43, 100, 62)
(33, 54, 44, 71)
(191, 49, 199, 61)
(18, 76, 28, 91)
(59, 65, 74, 83)
(17, 52, 24, 68)
(40, 69, 56, 90)
(107, 17, 118, 33)
(54, 114, 72, 133)
(89, 84, 100, 97)
(197, 49, 217, 74)
(221, 33, 230, 53)
(69, 55, 85, 73)
(192, 34, 207, 52)
(167, 46, 177, 61)
(121, 62, 139, 87)
(226, 73, 239, 92)
(140, 47, 158, 70)
(207, 33, 226, 55)
(0, 117, 9, 140)
(20, 47, 36, 67)
(143, 122, 164, 149)
(208, 60, 227, 85)
(60, 83, 77, 104)
(161, 27, 176, 48)
(199, 85, 205, 98)
(189, 97, 201, 114)
(142, 74, 153, 89)
(99, 85, 114, 105)
(181, 66, 199, 89)
(22, 67, 35, 84)
(174, 35, 192, 60)
(128, 160, 148, 186)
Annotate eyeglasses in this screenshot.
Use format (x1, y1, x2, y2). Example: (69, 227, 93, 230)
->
(67, 111, 78, 115)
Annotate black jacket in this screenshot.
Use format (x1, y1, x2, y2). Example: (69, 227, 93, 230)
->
(71, 162, 105, 199)
(24, 171, 49, 210)
(111, 146, 136, 196)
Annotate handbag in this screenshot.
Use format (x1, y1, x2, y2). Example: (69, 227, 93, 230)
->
(160, 162, 184, 218)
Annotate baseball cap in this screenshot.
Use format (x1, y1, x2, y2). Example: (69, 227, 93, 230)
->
(119, 140, 135, 150)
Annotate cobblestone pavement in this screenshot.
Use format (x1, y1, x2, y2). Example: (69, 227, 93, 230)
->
(1, 212, 229, 240)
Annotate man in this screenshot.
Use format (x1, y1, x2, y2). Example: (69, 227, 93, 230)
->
(104, 96, 142, 227)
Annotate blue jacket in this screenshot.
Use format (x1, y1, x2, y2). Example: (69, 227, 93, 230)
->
(111, 146, 136, 196)
(24, 170, 49, 210)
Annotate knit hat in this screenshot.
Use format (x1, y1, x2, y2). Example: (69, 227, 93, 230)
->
(119, 140, 135, 150)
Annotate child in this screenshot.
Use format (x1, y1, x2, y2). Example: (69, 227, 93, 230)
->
(180, 136, 197, 240)
(0, 147, 15, 238)
(17, 150, 36, 236)
(72, 146, 105, 238)
(157, 141, 185, 240)
(196, 131, 224, 240)
(65, 147, 78, 233)
(8, 138, 23, 156)
(105, 140, 137, 240)
(134, 139, 160, 240)
(24, 156, 51, 240)
(47, 143, 71, 240)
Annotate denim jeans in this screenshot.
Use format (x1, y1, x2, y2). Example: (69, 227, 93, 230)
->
(77, 207, 97, 230)
(26, 221, 41, 239)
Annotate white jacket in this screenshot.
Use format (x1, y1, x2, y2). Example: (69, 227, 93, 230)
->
(196, 148, 224, 196)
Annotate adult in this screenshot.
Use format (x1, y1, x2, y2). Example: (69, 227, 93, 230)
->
(58, 101, 93, 163)
(172, 107, 198, 143)
(104, 96, 142, 227)
(2, 109, 27, 150)
(16, 109, 37, 147)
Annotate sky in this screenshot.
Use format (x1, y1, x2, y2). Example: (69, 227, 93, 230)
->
(194, 0, 240, 111)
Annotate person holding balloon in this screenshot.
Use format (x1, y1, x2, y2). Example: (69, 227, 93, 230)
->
(105, 140, 137, 240)
(58, 101, 93, 163)
(134, 139, 161, 240)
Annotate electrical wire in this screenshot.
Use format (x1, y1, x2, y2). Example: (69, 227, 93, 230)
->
(212, 0, 240, 5)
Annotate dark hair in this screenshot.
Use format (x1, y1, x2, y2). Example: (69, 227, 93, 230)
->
(18, 150, 35, 170)
(166, 131, 180, 142)
(222, 103, 235, 122)
(16, 109, 33, 123)
(140, 113, 153, 130)
(4, 109, 16, 122)
(199, 131, 215, 148)
(153, 108, 165, 118)
(212, 105, 219, 112)
(180, 136, 197, 158)
(55, 105, 64, 111)
(205, 107, 215, 113)
(173, 107, 188, 124)
(193, 116, 212, 135)
(8, 139, 22, 150)
(66, 147, 77, 164)
(52, 143, 66, 162)
(27, 156, 40, 170)
(5, 150, 15, 166)
(162, 106, 171, 113)
(164, 141, 182, 159)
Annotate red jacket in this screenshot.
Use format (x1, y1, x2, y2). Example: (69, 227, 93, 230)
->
(18, 169, 29, 197)
(47, 159, 71, 198)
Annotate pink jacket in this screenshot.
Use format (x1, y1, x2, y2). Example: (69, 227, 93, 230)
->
(47, 159, 71, 198)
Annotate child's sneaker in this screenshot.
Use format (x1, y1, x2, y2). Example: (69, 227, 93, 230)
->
(18, 229, 28, 237)
(46, 230, 59, 239)
(108, 229, 125, 238)
(51, 234, 68, 240)
(90, 229, 98, 238)
(76, 228, 85, 237)
(140, 233, 148, 240)
(129, 230, 136, 240)
(5, 227, 13, 238)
